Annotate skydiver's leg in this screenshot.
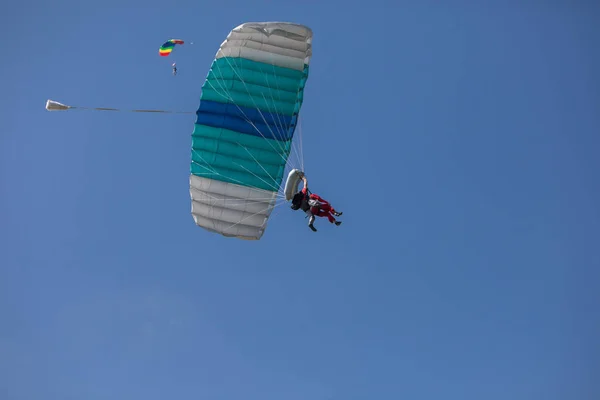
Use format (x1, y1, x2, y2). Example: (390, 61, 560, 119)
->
(321, 203, 334, 214)
(320, 202, 341, 216)
(308, 214, 317, 232)
(311, 194, 341, 215)
(321, 202, 343, 217)
(325, 211, 336, 223)
(314, 209, 336, 223)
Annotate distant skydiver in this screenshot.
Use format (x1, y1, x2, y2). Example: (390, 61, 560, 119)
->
(172, 62, 177, 76)
(290, 173, 342, 232)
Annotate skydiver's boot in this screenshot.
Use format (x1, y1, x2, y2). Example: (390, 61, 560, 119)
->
(335, 221, 342, 226)
(308, 215, 316, 231)
(334, 211, 343, 217)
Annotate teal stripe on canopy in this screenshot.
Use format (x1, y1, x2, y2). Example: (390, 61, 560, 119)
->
(192, 57, 309, 190)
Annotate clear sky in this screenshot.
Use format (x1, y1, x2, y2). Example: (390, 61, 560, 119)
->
(1, 1, 599, 399)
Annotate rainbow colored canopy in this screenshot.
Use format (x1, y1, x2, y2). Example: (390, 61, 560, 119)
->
(159, 39, 184, 56)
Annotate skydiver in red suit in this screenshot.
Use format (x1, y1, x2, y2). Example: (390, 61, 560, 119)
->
(290, 173, 342, 232)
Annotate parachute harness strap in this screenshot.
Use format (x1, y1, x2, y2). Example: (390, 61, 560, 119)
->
(303, 188, 312, 218)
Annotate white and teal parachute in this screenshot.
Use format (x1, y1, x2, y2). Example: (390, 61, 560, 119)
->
(46, 22, 313, 241)
(189, 22, 312, 240)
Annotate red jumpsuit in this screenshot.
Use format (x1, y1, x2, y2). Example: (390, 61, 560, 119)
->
(302, 188, 337, 223)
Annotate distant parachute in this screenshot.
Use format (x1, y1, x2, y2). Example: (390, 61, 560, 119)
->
(189, 22, 313, 240)
(45, 99, 194, 114)
(159, 39, 184, 56)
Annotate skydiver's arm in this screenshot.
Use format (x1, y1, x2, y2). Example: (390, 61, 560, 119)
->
(302, 176, 308, 190)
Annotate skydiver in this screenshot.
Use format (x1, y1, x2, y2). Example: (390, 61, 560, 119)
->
(172, 62, 177, 76)
(290, 173, 342, 232)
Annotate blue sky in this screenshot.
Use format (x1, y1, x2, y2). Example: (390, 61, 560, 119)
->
(1, 1, 599, 399)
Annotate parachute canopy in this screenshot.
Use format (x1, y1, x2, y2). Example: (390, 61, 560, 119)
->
(159, 39, 184, 56)
(190, 22, 313, 240)
(45, 99, 71, 111)
(44, 99, 195, 114)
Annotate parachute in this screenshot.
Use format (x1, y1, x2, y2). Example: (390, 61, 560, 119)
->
(159, 39, 184, 56)
(45, 99, 193, 114)
(189, 22, 313, 240)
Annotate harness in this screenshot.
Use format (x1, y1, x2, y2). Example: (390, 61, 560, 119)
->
(291, 188, 313, 212)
